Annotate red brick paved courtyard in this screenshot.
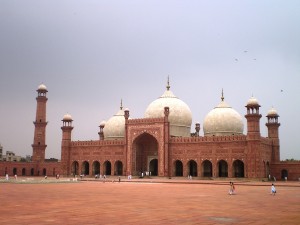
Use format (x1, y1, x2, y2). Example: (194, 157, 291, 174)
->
(1, 178, 299, 224)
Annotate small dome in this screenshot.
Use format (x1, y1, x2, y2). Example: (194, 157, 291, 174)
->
(103, 106, 125, 140)
(144, 81, 192, 137)
(267, 107, 279, 117)
(63, 113, 72, 121)
(203, 96, 244, 136)
(38, 84, 47, 91)
(99, 120, 106, 127)
(246, 96, 260, 106)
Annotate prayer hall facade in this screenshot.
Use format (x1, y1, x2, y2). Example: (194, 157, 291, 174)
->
(1, 82, 300, 180)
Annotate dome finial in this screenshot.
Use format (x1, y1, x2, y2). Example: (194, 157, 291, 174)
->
(221, 88, 224, 101)
(166, 76, 170, 91)
(120, 99, 123, 110)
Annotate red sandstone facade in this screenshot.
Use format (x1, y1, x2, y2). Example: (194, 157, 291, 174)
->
(1, 85, 300, 180)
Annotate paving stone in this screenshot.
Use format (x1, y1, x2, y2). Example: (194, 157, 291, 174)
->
(0, 178, 299, 224)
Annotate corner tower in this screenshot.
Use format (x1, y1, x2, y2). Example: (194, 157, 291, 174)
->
(266, 107, 280, 162)
(244, 96, 262, 178)
(32, 84, 48, 162)
(61, 113, 74, 176)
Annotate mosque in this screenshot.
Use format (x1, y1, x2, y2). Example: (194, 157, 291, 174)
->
(1, 81, 300, 180)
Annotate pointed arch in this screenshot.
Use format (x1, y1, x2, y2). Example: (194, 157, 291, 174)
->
(72, 161, 79, 176)
(218, 160, 228, 177)
(232, 160, 244, 177)
(114, 161, 123, 175)
(174, 160, 183, 176)
(132, 132, 158, 176)
(149, 159, 158, 176)
(202, 160, 213, 177)
(103, 161, 111, 175)
(187, 160, 197, 177)
(82, 161, 90, 175)
(92, 161, 100, 175)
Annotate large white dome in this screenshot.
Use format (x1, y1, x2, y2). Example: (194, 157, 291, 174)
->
(203, 95, 244, 136)
(144, 82, 192, 137)
(103, 105, 125, 140)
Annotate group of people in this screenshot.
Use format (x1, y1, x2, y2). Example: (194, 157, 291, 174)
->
(228, 181, 277, 196)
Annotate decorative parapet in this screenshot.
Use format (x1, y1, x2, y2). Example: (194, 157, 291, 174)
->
(170, 135, 247, 143)
(128, 117, 165, 124)
(71, 140, 125, 146)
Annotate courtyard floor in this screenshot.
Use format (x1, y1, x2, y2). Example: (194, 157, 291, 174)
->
(0, 177, 300, 224)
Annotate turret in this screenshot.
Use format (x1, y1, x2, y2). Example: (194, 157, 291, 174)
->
(195, 122, 200, 137)
(98, 121, 106, 140)
(61, 113, 73, 176)
(32, 84, 48, 163)
(266, 107, 280, 162)
(245, 96, 262, 140)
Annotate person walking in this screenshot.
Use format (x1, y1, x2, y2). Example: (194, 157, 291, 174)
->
(229, 182, 235, 195)
(271, 183, 276, 196)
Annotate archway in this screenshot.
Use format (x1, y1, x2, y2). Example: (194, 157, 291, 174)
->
(133, 133, 158, 176)
(114, 161, 123, 175)
(149, 159, 158, 176)
(43, 168, 47, 176)
(13, 168, 17, 175)
(202, 160, 212, 177)
(22, 168, 26, 176)
(218, 160, 228, 177)
(103, 161, 111, 175)
(187, 160, 197, 177)
(82, 161, 89, 175)
(72, 161, 79, 176)
(31, 168, 34, 176)
(281, 169, 288, 180)
(233, 160, 244, 177)
(174, 160, 183, 176)
(92, 161, 100, 175)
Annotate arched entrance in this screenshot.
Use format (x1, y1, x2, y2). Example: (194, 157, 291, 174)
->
(22, 168, 26, 176)
(149, 159, 158, 176)
(43, 168, 47, 176)
(31, 168, 34, 176)
(202, 160, 212, 177)
(233, 160, 244, 177)
(72, 161, 79, 176)
(114, 161, 123, 175)
(92, 161, 100, 175)
(174, 160, 183, 176)
(82, 161, 89, 175)
(132, 133, 158, 176)
(13, 168, 17, 175)
(103, 161, 111, 175)
(218, 160, 228, 177)
(187, 160, 197, 177)
(281, 169, 288, 180)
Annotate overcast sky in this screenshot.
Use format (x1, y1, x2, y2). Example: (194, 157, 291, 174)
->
(0, 1, 299, 160)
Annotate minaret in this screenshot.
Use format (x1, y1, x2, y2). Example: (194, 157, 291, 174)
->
(32, 84, 48, 162)
(61, 113, 73, 176)
(244, 96, 262, 178)
(266, 107, 280, 162)
(98, 121, 106, 140)
(245, 96, 262, 140)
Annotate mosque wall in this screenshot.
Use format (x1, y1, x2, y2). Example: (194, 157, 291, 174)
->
(0, 161, 60, 177)
(271, 162, 300, 181)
